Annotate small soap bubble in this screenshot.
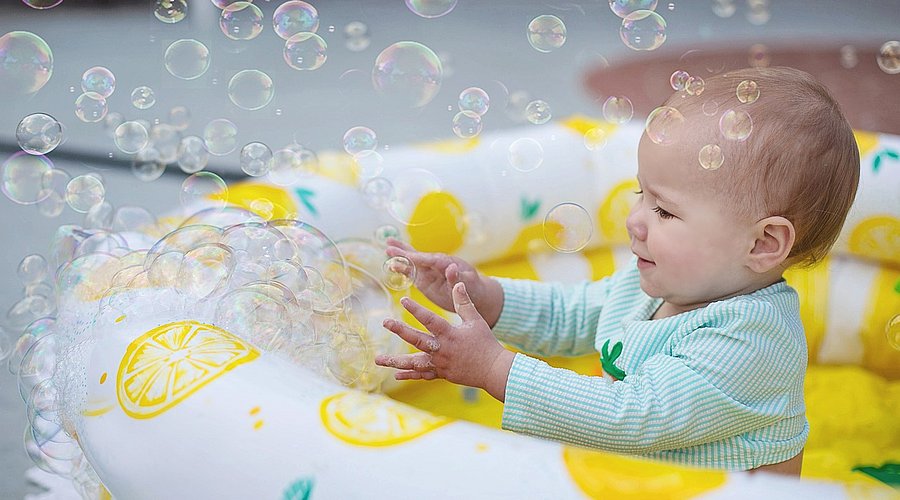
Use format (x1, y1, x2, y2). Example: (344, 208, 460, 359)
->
(458, 87, 490, 116)
(620, 10, 667, 51)
(102, 112, 124, 138)
(2, 152, 53, 205)
(203, 119, 238, 156)
(736, 80, 760, 104)
(352, 150, 384, 179)
(150, 124, 181, 164)
(65, 174, 105, 213)
(876, 41, 900, 75)
(346, 34, 371, 52)
(132, 147, 165, 182)
(17, 255, 49, 285)
(698, 144, 724, 170)
(40, 168, 68, 197)
(583, 128, 607, 151)
(839, 45, 858, 69)
(84, 200, 114, 230)
(452, 111, 483, 138)
(609, 0, 658, 18)
(373, 224, 401, 245)
(405, 0, 457, 18)
(746, 4, 770, 25)
(283, 32, 328, 71)
(22, 0, 64, 9)
(508, 138, 544, 172)
(80, 66, 115, 98)
(886, 315, 900, 351)
(527, 15, 567, 53)
(361, 177, 394, 209)
(177, 136, 210, 173)
(712, 0, 735, 17)
(228, 69, 274, 111)
(155, 0, 187, 23)
(164, 39, 210, 80)
(345, 21, 368, 38)
(343, 127, 377, 155)
(701, 99, 719, 117)
(669, 70, 690, 91)
(168, 106, 191, 130)
(273, 1, 320, 40)
(748, 44, 770, 68)
(373, 41, 443, 108)
(37, 193, 64, 217)
(240, 142, 273, 176)
(0, 32, 53, 95)
(220, 2, 264, 41)
(181, 172, 228, 210)
(16, 114, 62, 155)
(602, 96, 634, 124)
(382, 256, 416, 291)
(685, 76, 705, 95)
(268, 148, 304, 186)
(719, 109, 752, 141)
(543, 202, 592, 253)
(645, 106, 685, 145)
(131, 86, 156, 110)
(525, 100, 551, 125)
(114, 121, 149, 154)
(74, 92, 108, 123)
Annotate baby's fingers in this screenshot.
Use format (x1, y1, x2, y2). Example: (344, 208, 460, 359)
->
(401, 297, 449, 336)
(383, 318, 440, 353)
(395, 370, 438, 381)
(375, 352, 434, 371)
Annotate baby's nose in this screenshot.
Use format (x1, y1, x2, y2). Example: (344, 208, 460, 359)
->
(625, 204, 646, 241)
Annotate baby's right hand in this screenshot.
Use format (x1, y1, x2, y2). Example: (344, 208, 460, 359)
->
(385, 238, 502, 326)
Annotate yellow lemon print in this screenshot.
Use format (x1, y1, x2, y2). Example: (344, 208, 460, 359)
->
(597, 179, 639, 245)
(117, 321, 259, 419)
(847, 215, 900, 266)
(852, 130, 879, 159)
(221, 183, 297, 220)
(416, 136, 481, 154)
(406, 191, 467, 254)
(562, 446, 726, 499)
(320, 391, 451, 446)
(561, 114, 618, 137)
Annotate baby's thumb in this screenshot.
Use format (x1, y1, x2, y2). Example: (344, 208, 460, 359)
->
(452, 282, 480, 321)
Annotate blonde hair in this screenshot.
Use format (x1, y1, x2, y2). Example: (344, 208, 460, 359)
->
(665, 66, 860, 268)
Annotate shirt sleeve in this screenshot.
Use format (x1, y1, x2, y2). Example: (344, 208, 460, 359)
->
(501, 303, 805, 455)
(491, 276, 614, 357)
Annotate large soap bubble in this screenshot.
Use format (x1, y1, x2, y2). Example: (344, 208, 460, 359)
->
(527, 15, 567, 53)
(2, 152, 53, 205)
(0, 31, 53, 95)
(164, 39, 210, 80)
(17, 114, 62, 156)
(372, 41, 442, 108)
(543, 202, 592, 253)
(645, 106, 685, 145)
(273, 1, 319, 40)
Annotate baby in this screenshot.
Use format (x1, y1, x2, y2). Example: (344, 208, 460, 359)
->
(374, 67, 860, 474)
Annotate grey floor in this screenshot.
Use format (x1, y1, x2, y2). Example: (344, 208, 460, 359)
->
(2, 1, 899, 498)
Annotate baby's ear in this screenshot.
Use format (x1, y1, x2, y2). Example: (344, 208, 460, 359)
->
(747, 216, 795, 273)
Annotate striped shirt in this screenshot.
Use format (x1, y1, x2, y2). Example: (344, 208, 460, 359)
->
(494, 260, 809, 470)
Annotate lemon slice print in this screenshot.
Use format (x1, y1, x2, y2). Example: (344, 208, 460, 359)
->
(597, 179, 639, 245)
(406, 191, 467, 254)
(847, 215, 900, 265)
(320, 391, 451, 446)
(117, 321, 259, 419)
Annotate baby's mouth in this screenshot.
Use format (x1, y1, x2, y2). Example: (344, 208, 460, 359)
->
(636, 256, 656, 269)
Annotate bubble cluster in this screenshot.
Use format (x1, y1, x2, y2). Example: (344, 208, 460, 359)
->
(228, 70, 274, 111)
(372, 41, 442, 108)
(527, 15, 567, 53)
(283, 32, 328, 71)
(452, 111, 482, 138)
(273, 1, 320, 40)
(602, 96, 634, 124)
(164, 39, 211, 80)
(0, 31, 54, 95)
(81, 67, 115, 98)
(240, 142, 273, 177)
(644, 106, 685, 145)
(220, 2, 264, 41)
(458, 87, 490, 116)
(619, 10, 667, 51)
(17, 114, 62, 156)
(526, 100, 551, 125)
(876, 40, 900, 75)
(698, 144, 724, 170)
(736, 80, 760, 103)
(74, 93, 107, 123)
(154, 0, 187, 24)
(719, 109, 753, 141)
(405, 0, 458, 18)
(543, 202, 592, 253)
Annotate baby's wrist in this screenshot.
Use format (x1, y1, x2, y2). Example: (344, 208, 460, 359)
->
(483, 349, 515, 403)
(480, 277, 504, 329)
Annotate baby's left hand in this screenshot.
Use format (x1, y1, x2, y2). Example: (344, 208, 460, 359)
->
(375, 282, 515, 401)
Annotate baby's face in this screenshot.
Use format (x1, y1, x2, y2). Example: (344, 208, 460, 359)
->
(626, 132, 760, 312)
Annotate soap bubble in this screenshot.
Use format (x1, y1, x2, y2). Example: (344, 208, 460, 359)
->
(268, 148, 304, 186)
(176, 244, 235, 299)
(85, 201, 114, 230)
(65, 175, 105, 213)
(168, 106, 191, 130)
(735, 80, 760, 104)
(17, 333, 60, 403)
(240, 142, 273, 176)
(382, 256, 416, 291)
(525, 100, 551, 125)
(712, 0, 735, 17)
(887, 315, 900, 351)
(583, 128, 608, 151)
(373, 224, 401, 245)
(452, 111, 482, 138)
(670, 69, 690, 91)
(283, 32, 327, 70)
(876, 41, 900, 74)
(645, 106, 685, 145)
(527, 15, 566, 53)
(609, 0, 658, 18)
(18, 255, 49, 285)
(405, 0, 457, 18)
(544, 202, 592, 253)
(132, 147, 165, 183)
(150, 124, 181, 164)
(220, 2, 264, 40)
(113, 121, 149, 154)
(458, 87, 490, 116)
(155, 0, 187, 23)
(748, 43, 770, 68)
(343, 127, 377, 155)
(80, 66, 115, 98)
(685, 76, 705, 96)
(177, 136, 210, 174)
(352, 150, 384, 179)
(0, 31, 53, 95)
(203, 119, 238, 156)
(2, 152, 53, 205)
(698, 144, 724, 170)
(344, 22, 370, 52)
(181, 172, 227, 210)
(17, 114, 62, 155)
(164, 39, 210, 80)
(372, 41, 442, 108)
(361, 177, 394, 210)
(102, 112, 124, 138)
(701, 99, 719, 117)
(388, 168, 442, 226)
(719, 109, 752, 141)
(74, 92, 107, 123)
(273, 1, 319, 40)
(228, 69, 274, 110)
(620, 10, 667, 51)
(602, 96, 633, 124)
(131, 86, 156, 110)
(508, 138, 544, 172)
(22, 0, 64, 9)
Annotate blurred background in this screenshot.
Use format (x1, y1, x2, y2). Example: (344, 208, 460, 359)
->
(1, 1, 898, 497)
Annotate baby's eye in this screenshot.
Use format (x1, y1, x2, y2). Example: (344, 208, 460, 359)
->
(633, 189, 643, 195)
(652, 206, 675, 219)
